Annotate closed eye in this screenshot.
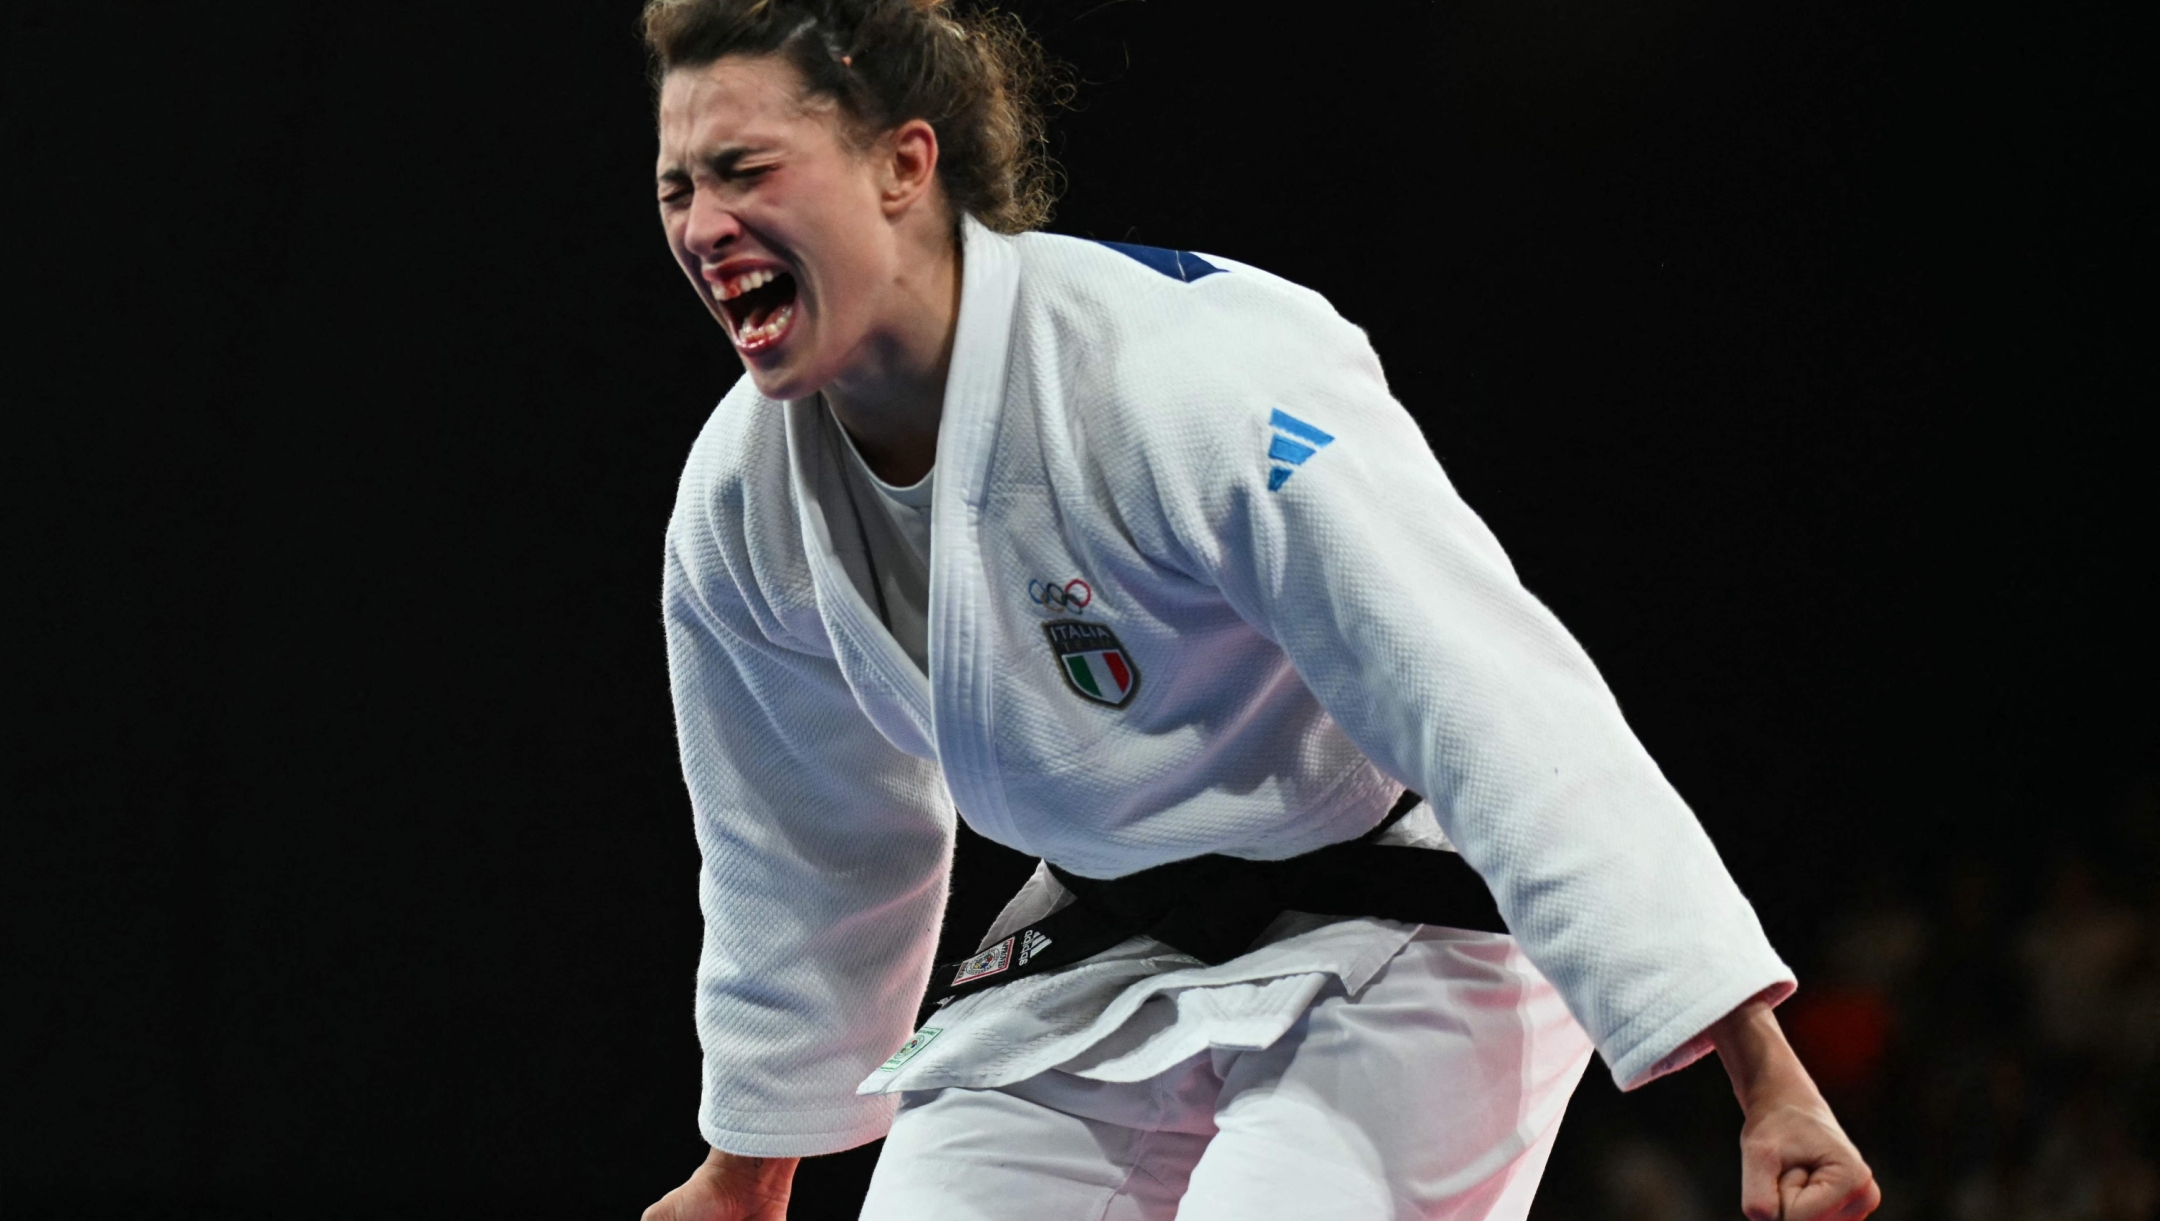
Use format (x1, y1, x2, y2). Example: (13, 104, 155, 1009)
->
(655, 150, 775, 207)
(704, 146, 779, 184)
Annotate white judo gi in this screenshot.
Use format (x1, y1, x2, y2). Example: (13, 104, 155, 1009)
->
(662, 216, 1795, 1209)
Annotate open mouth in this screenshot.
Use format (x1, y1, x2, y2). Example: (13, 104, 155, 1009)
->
(712, 268, 799, 354)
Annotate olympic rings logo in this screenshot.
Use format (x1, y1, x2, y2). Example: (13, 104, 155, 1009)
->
(1028, 577, 1093, 613)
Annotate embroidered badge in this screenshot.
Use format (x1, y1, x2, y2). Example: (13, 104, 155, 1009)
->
(1020, 928, 1053, 963)
(1043, 619, 1141, 708)
(1266, 409, 1336, 491)
(879, 1026, 943, 1072)
(951, 938, 1016, 986)
(1027, 577, 1093, 615)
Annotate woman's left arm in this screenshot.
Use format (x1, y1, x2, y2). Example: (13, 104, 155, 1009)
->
(1126, 289, 1796, 1090)
(1710, 999, 1882, 1221)
(1110, 269, 1867, 1208)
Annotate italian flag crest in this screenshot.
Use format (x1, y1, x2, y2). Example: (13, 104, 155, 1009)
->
(1043, 619, 1141, 708)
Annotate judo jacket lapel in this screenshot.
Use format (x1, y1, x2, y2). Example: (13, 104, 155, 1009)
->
(928, 219, 1022, 840)
(784, 401, 935, 759)
(779, 218, 1023, 767)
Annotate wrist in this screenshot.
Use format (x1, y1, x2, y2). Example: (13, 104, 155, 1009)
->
(1707, 996, 1818, 1114)
(702, 1147, 799, 1188)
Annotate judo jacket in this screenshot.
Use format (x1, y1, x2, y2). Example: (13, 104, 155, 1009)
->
(662, 217, 1795, 1156)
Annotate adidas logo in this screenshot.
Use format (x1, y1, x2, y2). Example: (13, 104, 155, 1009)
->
(1267, 409, 1336, 491)
(1019, 929, 1053, 963)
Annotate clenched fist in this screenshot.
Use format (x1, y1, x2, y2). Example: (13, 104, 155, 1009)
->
(1711, 999, 1881, 1221)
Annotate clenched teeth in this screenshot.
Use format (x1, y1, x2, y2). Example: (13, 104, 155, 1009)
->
(711, 268, 779, 301)
(737, 302, 795, 350)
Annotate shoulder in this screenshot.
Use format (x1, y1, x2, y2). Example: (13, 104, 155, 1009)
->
(1006, 232, 1412, 481)
(1008, 231, 1360, 357)
(665, 376, 814, 638)
(671, 374, 784, 542)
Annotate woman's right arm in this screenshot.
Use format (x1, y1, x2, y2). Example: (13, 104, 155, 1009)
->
(656, 525, 953, 1171)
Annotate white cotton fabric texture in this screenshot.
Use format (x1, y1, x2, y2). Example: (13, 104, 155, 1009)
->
(662, 216, 1795, 1156)
(859, 927, 1597, 1221)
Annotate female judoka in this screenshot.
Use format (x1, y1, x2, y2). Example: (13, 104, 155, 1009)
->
(637, 1, 1880, 1217)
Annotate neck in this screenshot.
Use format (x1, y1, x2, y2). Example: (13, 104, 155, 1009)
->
(823, 224, 962, 487)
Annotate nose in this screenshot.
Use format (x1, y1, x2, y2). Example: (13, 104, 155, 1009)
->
(681, 189, 743, 263)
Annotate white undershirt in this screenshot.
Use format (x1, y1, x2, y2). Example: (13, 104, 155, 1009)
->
(829, 406, 933, 674)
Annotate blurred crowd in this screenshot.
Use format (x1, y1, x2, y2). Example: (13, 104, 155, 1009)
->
(1583, 779, 2160, 1221)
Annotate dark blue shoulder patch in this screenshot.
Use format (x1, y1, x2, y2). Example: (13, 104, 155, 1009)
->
(1095, 241, 1225, 283)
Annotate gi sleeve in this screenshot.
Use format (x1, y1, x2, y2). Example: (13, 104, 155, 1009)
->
(664, 525, 952, 1154)
(1125, 293, 1794, 1090)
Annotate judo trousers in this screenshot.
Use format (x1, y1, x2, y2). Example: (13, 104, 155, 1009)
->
(859, 928, 1596, 1220)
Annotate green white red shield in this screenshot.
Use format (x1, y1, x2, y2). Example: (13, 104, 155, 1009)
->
(1042, 619, 1140, 708)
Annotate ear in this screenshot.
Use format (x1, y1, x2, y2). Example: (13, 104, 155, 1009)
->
(879, 118, 941, 217)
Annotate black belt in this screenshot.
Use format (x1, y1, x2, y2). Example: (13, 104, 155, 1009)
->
(922, 792, 1506, 1017)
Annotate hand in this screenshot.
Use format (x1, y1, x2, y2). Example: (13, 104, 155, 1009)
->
(1710, 999, 1881, 1221)
(642, 1147, 798, 1221)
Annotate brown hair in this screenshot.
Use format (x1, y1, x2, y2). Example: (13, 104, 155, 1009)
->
(641, 0, 1060, 233)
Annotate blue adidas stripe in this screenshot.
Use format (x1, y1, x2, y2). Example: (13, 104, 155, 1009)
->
(1268, 434, 1318, 466)
(1269, 409, 1334, 448)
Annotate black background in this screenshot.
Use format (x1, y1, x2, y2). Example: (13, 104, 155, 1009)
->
(9, 0, 2152, 1216)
